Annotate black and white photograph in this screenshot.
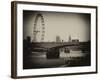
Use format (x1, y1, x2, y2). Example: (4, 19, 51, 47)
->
(11, 1, 97, 78)
(23, 11, 91, 69)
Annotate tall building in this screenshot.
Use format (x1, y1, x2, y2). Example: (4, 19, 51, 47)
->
(56, 36, 61, 42)
(68, 35, 72, 42)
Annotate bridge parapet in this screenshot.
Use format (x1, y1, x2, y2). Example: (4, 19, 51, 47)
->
(32, 42, 80, 48)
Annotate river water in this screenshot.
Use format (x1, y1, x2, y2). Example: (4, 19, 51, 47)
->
(23, 49, 90, 69)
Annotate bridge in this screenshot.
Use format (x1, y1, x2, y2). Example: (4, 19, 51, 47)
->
(31, 42, 90, 59)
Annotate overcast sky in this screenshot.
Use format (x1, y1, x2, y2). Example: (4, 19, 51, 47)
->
(23, 10, 90, 42)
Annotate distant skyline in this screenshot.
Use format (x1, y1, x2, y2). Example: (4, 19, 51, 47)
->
(23, 10, 90, 42)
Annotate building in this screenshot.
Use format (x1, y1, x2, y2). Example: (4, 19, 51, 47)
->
(68, 35, 79, 43)
(56, 36, 61, 42)
(72, 39, 79, 43)
(68, 35, 72, 42)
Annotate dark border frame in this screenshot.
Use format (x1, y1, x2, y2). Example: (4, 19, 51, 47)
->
(11, 1, 98, 79)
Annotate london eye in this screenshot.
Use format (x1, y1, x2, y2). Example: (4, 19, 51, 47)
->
(33, 13, 45, 42)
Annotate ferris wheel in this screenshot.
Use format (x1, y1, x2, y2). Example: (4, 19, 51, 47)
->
(33, 13, 45, 42)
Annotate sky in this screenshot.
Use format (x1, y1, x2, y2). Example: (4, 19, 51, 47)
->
(23, 10, 90, 42)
